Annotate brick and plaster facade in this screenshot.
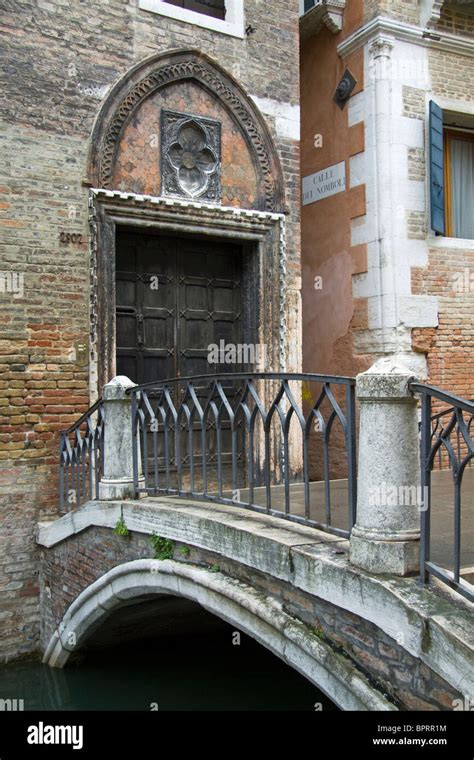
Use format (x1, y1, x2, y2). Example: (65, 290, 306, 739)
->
(301, 0, 474, 399)
(0, 0, 301, 661)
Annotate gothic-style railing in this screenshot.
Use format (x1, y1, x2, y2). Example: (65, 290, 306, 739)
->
(411, 382, 474, 602)
(59, 399, 105, 513)
(426, 402, 474, 471)
(129, 373, 357, 537)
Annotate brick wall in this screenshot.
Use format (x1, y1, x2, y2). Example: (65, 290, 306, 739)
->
(412, 248, 474, 399)
(435, 3, 474, 38)
(429, 49, 474, 101)
(402, 85, 426, 120)
(364, 0, 419, 24)
(407, 147, 425, 181)
(0, 0, 300, 659)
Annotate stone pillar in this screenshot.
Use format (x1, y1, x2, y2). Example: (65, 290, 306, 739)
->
(99, 375, 142, 500)
(350, 358, 421, 575)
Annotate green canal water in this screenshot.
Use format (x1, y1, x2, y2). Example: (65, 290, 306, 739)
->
(0, 622, 337, 712)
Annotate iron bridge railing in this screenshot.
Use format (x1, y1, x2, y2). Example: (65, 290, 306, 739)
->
(129, 372, 357, 538)
(411, 382, 474, 602)
(59, 399, 105, 513)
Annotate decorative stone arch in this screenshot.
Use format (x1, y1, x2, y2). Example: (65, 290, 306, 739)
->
(84, 48, 301, 396)
(42, 559, 395, 711)
(86, 48, 285, 212)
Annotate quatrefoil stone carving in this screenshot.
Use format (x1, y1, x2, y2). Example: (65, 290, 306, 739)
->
(161, 109, 221, 203)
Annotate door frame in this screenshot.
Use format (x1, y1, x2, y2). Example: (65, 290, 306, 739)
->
(89, 189, 288, 400)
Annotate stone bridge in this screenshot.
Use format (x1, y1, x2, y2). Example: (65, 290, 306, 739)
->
(37, 360, 474, 711)
(37, 497, 472, 712)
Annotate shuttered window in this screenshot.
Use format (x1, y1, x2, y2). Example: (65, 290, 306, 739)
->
(429, 100, 445, 235)
(163, 0, 226, 19)
(430, 102, 474, 239)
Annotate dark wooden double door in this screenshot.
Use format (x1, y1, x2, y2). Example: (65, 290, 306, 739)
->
(115, 231, 243, 386)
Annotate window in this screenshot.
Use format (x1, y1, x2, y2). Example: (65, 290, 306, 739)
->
(444, 127, 474, 239)
(429, 102, 474, 240)
(163, 0, 225, 20)
(139, 0, 244, 38)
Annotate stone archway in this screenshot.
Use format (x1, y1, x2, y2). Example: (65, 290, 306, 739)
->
(84, 48, 300, 395)
(86, 48, 286, 212)
(42, 558, 395, 712)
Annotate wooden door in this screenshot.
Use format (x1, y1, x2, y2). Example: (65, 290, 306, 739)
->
(116, 231, 243, 385)
(116, 231, 245, 492)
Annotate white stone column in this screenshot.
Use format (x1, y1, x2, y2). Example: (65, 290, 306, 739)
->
(350, 358, 421, 575)
(99, 375, 142, 500)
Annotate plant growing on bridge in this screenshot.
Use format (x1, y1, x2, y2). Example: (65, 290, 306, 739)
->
(310, 624, 325, 641)
(114, 516, 129, 537)
(179, 545, 191, 557)
(151, 534, 174, 560)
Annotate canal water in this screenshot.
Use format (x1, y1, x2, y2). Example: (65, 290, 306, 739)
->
(0, 614, 337, 711)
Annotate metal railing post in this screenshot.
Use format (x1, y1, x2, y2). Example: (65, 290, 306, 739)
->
(419, 390, 432, 586)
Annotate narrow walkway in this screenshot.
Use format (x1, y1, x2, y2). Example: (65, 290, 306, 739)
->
(226, 469, 474, 575)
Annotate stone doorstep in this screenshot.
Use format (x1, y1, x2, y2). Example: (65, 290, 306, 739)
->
(36, 497, 474, 698)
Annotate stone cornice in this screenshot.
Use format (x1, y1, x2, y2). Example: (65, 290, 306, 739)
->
(300, 0, 346, 40)
(337, 14, 474, 59)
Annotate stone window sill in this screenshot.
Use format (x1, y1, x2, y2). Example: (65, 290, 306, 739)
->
(428, 234, 474, 250)
(138, 0, 245, 38)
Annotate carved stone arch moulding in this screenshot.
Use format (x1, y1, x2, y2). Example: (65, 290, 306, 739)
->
(88, 50, 285, 212)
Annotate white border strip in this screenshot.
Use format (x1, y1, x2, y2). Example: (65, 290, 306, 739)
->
(90, 188, 284, 221)
(138, 0, 245, 39)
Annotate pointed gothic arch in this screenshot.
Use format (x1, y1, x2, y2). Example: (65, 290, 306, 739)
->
(87, 48, 285, 212)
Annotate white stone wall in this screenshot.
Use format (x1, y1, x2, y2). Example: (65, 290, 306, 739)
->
(346, 35, 437, 371)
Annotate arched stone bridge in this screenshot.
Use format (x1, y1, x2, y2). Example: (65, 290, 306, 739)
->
(37, 497, 473, 712)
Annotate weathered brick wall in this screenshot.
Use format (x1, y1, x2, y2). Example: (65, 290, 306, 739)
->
(429, 49, 474, 101)
(435, 2, 474, 37)
(407, 147, 425, 181)
(40, 526, 461, 710)
(402, 85, 426, 120)
(0, 0, 300, 659)
(412, 248, 474, 399)
(363, 0, 419, 24)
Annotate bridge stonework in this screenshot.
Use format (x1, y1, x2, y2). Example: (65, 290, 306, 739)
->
(37, 500, 472, 711)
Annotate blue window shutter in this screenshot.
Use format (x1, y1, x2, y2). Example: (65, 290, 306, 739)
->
(429, 100, 445, 235)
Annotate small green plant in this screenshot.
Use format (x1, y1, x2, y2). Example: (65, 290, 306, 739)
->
(209, 564, 220, 573)
(114, 516, 129, 537)
(179, 545, 191, 557)
(150, 534, 174, 560)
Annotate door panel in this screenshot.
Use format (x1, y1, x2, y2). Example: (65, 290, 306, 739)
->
(116, 232, 243, 384)
(116, 231, 244, 491)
